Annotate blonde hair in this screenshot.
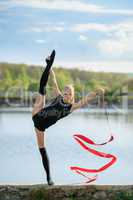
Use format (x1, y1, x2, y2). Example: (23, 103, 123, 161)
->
(64, 84, 75, 104)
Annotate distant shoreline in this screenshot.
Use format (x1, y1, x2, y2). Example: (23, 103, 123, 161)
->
(0, 107, 133, 114)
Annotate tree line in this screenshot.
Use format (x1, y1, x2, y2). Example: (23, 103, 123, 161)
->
(0, 62, 132, 105)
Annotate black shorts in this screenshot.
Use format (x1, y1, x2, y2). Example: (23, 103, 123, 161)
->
(32, 111, 57, 132)
(32, 113, 46, 132)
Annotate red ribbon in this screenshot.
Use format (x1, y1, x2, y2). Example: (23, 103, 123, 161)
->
(70, 134, 117, 183)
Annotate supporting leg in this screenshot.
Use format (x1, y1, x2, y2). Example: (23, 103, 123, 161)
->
(35, 128, 54, 186)
(39, 147, 54, 185)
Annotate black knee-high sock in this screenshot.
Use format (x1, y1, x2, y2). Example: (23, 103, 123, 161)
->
(39, 50, 55, 95)
(39, 147, 51, 181)
(39, 64, 51, 95)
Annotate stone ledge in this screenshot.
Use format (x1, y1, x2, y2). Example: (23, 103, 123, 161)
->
(0, 184, 133, 200)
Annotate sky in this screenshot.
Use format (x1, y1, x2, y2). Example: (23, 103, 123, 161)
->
(0, 0, 133, 73)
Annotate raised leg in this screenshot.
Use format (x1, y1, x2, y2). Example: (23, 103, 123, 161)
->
(39, 50, 56, 95)
(32, 50, 56, 116)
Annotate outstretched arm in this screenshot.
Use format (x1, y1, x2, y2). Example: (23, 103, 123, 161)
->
(70, 88, 105, 112)
(50, 69, 62, 96)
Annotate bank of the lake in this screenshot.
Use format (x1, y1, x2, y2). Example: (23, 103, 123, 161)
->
(0, 184, 133, 200)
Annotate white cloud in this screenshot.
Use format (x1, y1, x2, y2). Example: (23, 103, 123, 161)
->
(72, 23, 112, 33)
(71, 21, 133, 33)
(19, 19, 133, 58)
(79, 35, 88, 41)
(23, 24, 65, 33)
(10, 0, 102, 12)
(98, 39, 127, 57)
(10, 0, 133, 16)
(97, 21, 133, 57)
(70, 20, 133, 57)
(35, 39, 46, 44)
(98, 37, 133, 57)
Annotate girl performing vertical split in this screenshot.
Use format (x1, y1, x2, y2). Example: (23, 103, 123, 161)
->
(32, 50, 105, 186)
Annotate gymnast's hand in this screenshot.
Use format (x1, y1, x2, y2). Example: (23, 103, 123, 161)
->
(45, 50, 56, 66)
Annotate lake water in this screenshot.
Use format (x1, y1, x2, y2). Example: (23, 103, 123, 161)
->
(0, 109, 133, 185)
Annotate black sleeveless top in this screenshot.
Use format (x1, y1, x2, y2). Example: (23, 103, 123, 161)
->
(32, 94, 72, 131)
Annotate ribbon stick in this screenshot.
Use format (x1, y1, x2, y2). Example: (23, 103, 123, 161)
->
(70, 134, 117, 184)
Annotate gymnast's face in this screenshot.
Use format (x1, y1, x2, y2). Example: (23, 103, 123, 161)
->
(63, 87, 72, 103)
